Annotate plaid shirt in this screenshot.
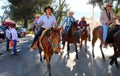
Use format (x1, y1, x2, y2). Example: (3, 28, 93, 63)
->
(61, 16, 76, 27)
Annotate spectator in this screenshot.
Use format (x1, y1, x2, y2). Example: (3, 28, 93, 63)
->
(5, 25, 11, 51)
(10, 24, 19, 55)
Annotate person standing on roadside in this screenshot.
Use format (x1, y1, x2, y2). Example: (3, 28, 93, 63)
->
(10, 24, 19, 55)
(5, 25, 11, 51)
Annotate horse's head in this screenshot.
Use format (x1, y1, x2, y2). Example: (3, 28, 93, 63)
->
(70, 21, 78, 34)
(49, 27, 62, 54)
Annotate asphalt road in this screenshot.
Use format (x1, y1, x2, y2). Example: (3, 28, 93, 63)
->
(0, 35, 120, 76)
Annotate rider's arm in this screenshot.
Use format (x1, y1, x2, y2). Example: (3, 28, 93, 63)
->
(51, 16, 57, 27)
(100, 11, 106, 25)
(37, 15, 44, 26)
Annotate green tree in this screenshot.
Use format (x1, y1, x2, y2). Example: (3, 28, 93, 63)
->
(52, 0, 70, 25)
(0, 5, 10, 23)
(88, 0, 120, 17)
(8, 0, 54, 28)
(7, 0, 69, 28)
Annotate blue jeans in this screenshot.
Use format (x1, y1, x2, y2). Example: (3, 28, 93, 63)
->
(103, 25, 109, 41)
(6, 38, 10, 51)
(13, 40, 17, 54)
(31, 27, 45, 47)
(62, 26, 70, 40)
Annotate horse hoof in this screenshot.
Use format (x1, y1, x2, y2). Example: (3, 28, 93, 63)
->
(60, 50, 64, 55)
(29, 48, 34, 52)
(116, 64, 120, 68)
(109, 56, 113, 59)
(74, 58, 78, 62)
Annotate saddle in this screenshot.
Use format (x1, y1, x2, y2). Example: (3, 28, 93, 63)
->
(39, 28, 50, 50)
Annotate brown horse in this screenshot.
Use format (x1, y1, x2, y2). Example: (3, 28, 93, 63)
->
(79, 24, 89, 51)
(36, 27, 62, 76)
(62, 21, 79, 59)
(92, 24, 116, 60)
(92, 26, 105, 60)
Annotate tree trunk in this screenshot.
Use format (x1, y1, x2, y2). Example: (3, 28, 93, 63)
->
(23, 17, 28, 28)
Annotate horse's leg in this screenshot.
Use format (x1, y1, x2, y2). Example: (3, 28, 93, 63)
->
(67, 43, 70, 59)
(84, 39, 87, 51)
(100, 38, 105, 60)
(62, 40, 65, 49)
(92, 36, 97, 59)
(80, 39, 83, 49)
(110, 55, 118, 67)
(45, 53, 52, 76)
(74, 43, 78, 59)
(112, 50, 120, 68)
(37, 43, 43, 62)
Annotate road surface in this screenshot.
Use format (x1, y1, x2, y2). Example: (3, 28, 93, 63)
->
(0, 34, 120, 76)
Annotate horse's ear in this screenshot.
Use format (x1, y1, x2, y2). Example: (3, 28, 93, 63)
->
(58, 27, 63, 35)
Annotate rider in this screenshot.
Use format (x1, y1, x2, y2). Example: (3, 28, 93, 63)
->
(32, 15, 40, 34)
(100, 3, 114, 45)
(61, 11, 76, 43)
(78, 16, 91, 41)
(30, 6, 57, 52)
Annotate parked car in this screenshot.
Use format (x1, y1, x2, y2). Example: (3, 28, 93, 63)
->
(16, 27, 24, 37)
(0, 27, 5, 39)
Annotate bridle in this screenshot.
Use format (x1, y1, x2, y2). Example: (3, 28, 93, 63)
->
(48, 31, 61, 52)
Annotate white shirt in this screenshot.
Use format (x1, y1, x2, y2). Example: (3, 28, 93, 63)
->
(37, 14, 57, 28)
(6, 29, 11, 39)
(10, 28, 18, 41)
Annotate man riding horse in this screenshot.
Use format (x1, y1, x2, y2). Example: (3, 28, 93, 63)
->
(61, 11, 77, 45)
(30, 6, 57, 52)
(100, 3, 114, 47)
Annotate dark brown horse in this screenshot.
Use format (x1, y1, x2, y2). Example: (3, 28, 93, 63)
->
(34, 27, 62, 76)
(92, 26, 105, 59)
(106, 25, 120, 68)
(79, 24, 89, 51)
(62, 21, 79, 59)
(109, 30, 120, 68)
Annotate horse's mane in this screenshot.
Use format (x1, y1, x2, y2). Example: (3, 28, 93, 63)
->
(43, 28, 60, 38)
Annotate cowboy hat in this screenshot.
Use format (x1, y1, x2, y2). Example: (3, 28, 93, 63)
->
(44, 6, 53, 12)
(105, 3, 112, 7)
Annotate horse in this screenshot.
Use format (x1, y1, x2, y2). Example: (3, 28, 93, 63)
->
(34, 27, 62, 76)
(92, 26, 106, 60)
(79, 24, 89, 51)
(106, 25, 120, 68)
(92, 23, 117, 60)
(62, 21, 79, 59)
(109, 30, 120, 68)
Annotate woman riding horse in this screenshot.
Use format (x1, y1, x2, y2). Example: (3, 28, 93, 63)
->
(78, 17, 90, 51)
